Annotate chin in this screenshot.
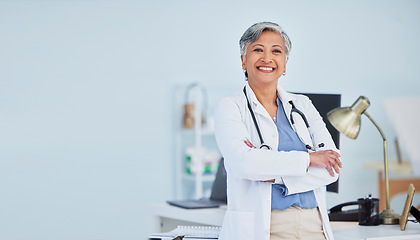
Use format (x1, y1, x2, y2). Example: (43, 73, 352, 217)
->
(257, 77, 279, 85)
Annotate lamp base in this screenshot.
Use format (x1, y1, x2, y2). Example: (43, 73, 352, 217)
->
(379, 209, 400, 224)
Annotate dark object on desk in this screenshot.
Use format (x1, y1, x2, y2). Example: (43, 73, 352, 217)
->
(167, 158, 227, 209)
(328, 201, 359, 222)
(358, 196, 380, 226)
(296, 93, 341, 193)
(411, 206, 420, 222)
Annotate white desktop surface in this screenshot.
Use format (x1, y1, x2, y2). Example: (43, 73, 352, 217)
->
(147, 203, 225, 233)
(331, 221, 420, 240)
(148, 203, 420, 240)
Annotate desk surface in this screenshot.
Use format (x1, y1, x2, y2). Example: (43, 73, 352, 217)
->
(149, 203, 226, 226)
(149, 203, 420, 240)
(331, 221, 420, 240)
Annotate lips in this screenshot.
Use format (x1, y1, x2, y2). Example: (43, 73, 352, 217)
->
(258, 67, 274, 71)
(257, 66, 275, 72)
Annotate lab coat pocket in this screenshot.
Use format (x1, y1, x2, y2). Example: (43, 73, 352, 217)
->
(220, 210, 254, 240)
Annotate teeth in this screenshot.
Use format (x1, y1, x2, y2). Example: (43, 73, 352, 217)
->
(259, 67, 274, 71)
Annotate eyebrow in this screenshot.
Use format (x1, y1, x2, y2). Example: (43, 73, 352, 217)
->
(252, 44, 283, 49)
(252, 44, 264, 48)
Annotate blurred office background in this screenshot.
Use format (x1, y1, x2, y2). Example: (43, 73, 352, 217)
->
(1, 0, 419, 239)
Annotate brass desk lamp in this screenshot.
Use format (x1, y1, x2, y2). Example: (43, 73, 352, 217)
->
(327, 96, 400, 224)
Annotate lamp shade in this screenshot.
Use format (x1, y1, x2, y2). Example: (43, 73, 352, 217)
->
(327, 96, 370, 139)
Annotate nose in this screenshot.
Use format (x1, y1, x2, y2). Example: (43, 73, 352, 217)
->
(261, 52, 273, 63)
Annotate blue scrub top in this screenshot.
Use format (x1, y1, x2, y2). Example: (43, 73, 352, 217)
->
(271, 97, 318, 210)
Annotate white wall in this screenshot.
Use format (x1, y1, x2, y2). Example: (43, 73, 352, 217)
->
(1, 1, 419, 239)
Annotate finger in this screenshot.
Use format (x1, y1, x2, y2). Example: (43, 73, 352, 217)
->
(326, 151, 342, 168)
(262, 179, 275, 183)
(330, 153, 342, 168)
(331, 161, 341, 174)
(332, 149, 341, 156)
(326, 164, 334, 177)
(336, 158, 343, 168)
(325, 150, 340, 158)
(328, 150, 341, 158)
(244, 140, 256, 148)
(246, 140, 254, 148)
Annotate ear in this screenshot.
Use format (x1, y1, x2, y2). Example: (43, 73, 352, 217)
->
(241, 55, 246, 70)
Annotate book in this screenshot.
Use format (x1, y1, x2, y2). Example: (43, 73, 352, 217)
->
(149, 225, 221, 239)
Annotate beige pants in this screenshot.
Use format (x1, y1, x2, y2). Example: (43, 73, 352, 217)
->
(270, 206, 326, 240)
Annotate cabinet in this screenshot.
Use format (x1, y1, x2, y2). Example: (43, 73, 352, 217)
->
(173, 83, 235, 200)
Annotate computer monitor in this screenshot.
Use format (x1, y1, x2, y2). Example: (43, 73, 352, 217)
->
(296, 93, 341, 193)
(209, 158, 227, 203)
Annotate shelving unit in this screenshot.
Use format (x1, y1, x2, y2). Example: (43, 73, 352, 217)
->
(173, 83, 220, 200)
(172, 83, 239, 200)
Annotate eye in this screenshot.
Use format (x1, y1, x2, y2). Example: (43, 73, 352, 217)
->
(253, 48, 263, 52)
(273, 49, 282, 54)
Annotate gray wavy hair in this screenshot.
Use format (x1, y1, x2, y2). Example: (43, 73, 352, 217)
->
(239, 22, 292, 58)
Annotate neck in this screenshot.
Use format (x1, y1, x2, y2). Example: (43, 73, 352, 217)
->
(248, 80, 278, 107)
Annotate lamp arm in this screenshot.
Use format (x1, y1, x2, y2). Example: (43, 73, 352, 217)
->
(363, 111, 390, 210)
(363, 111, 386, 142)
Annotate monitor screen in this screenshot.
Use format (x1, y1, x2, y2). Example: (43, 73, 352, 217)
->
(210, 158, 227, 203)
(296, 93, 341, 193)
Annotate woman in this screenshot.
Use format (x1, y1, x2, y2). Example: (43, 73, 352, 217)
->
(214, 22, 342, 240)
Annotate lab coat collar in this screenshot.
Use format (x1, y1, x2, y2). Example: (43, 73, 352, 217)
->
(244, 83, 296, 114)
(276, 86, 296, 104)
(244, 84, 268, 119)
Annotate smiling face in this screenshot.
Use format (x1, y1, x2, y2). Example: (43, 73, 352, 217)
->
(241, 30, 288, 87)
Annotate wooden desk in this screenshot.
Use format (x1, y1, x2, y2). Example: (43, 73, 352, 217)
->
(148, 203, 420, 239)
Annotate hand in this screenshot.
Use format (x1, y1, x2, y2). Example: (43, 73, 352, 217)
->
(309, 150, 342, 177)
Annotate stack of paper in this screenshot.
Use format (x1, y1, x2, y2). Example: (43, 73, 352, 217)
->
(150, 225, 221, 239)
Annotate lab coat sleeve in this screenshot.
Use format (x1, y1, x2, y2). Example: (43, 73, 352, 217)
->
(282, 97, 341, 195)
(214, 97, 310, 181)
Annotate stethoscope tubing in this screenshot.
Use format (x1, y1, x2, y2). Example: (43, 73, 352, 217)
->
(289, 101, 310, 128)
(243, 87, 271, 150)
(243, 86, 323, 151)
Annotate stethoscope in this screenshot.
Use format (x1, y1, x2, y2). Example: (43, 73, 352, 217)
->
(243, 86, 324, 151)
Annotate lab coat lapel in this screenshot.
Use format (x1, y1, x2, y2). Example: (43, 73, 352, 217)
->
(244, 84, 278, 149)
(245, 84, 272, 120)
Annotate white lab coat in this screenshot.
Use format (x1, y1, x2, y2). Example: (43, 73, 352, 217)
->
(214, 84, 339, 240)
